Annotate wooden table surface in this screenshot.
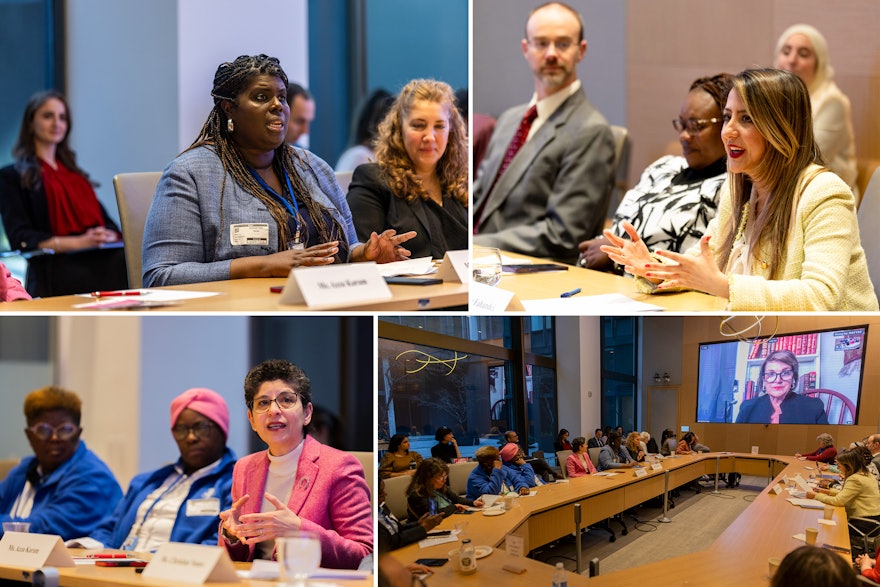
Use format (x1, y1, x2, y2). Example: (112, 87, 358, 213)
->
(0, 277, 469, 313)
(495, 251, 728, 312)
(389, 453, 851, 586)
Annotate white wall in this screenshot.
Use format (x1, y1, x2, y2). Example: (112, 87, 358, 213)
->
(555, 316, 602, 440)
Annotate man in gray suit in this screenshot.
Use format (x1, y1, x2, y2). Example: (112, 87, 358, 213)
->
(473, 2, 615, 265)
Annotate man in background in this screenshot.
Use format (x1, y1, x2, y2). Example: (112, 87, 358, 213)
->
(473, 1, 615, 265)
(286, 82, 316, 147)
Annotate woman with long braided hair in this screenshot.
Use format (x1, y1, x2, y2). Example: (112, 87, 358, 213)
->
(142, 54, 415, 287)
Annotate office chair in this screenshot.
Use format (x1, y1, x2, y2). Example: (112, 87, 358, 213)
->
(858, 166, 880, 294)
(335, 170, 354, 194)
(556, 450, 572, 479)
(113, 171, 162, 288)
(849, 517, 880, 556)
(382, 475, 411, 522)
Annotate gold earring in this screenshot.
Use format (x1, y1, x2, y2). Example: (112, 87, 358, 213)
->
(227, 119, 234, 133)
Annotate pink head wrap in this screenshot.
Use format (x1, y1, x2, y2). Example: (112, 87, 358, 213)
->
(500, 443, 519, 462)
(170, 388, 229, 437)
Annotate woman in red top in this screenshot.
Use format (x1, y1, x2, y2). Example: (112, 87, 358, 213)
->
(796, 433, 838, 464)
(0, 90, 126, 296)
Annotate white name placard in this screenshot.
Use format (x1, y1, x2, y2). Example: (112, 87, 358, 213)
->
(0, 532, 74, 568)
(772, 484, 784, 495)
(436, 249, 469, 283)
(505, 534, 524, 558)
(633, 467, 648, 478)
(470, 282, 522, 313)
(650, 462, 663, 471)
(751, 446, 759, 454)
(279, 263, 391, 308)
(142, 542, 240, 584)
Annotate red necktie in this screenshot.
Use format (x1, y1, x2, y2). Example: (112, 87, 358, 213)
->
(475, 104, 538, 230)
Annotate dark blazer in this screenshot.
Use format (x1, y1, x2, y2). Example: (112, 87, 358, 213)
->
(0, 164, 126, 296)
(473, 86, 615, 264)
(377, 503, 427, 552)
(347, 163, 466, 259)
(587, 437, 604, 449)
(735, 392, 829, 425)
(407, 488, 474, 519)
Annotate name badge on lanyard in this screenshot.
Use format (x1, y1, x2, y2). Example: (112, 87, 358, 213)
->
(248, 166, 303, 250)
(185, 497, 221, 517)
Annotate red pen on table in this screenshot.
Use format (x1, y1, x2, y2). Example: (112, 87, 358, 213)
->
(91, 291, 143, 297)
(86, 553, 131, 559)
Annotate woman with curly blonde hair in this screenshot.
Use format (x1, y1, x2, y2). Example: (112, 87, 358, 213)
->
(347, 78, 468, 259)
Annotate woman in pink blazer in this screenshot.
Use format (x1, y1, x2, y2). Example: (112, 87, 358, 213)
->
(566, 436, 598, 478)
(218, 360, 372, 569)
(0, 261, 30, 302)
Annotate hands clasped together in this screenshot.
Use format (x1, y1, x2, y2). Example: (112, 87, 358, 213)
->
(599, 221, 730, 299)
(219, 492, 304, 546)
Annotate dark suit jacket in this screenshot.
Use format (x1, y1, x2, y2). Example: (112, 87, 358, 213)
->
(587, 437, 604, 449)
(377, 503, 427, 552)
(347, 163, 466, 259)
(735, 392, 829, 424)
(473, 86, 615, 264)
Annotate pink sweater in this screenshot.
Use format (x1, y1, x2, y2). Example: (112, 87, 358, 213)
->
(221, 435, 372, 569)
(0, 262, 30, 302)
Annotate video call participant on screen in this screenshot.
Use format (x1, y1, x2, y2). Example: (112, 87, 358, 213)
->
(218, 359, 372, 569)
(70, 388, 236, 550)
(142, 54, 415, 287)
(472, 1, 615, 265)
(0, 386, 122, 540)
(735, 350, 828, 425)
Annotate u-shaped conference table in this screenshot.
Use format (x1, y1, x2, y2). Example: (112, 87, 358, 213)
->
(390, 452, 852, 586)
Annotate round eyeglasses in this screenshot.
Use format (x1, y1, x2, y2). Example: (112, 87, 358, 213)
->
(249, 391, 302, 414)
(27, 422, 79, 441)
(763, 369, 794, 383)
(171, 421, 216, 440)
(672, 117, 722, 135)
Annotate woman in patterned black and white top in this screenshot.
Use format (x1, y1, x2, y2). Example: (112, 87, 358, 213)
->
(577, 74, 732, 272)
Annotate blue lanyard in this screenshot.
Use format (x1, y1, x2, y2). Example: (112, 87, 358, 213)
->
(248, 166, 302, 244)
(121, 471, 188, 551)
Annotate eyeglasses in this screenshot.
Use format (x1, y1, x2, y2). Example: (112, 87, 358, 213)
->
(249, 391, 302, 414)
(27, 422, 79, 441)
(763, 369, 794, 383)
(527, 38, 575, 53)
(171, 421, 216, 440)
(672, 118, 722, 134)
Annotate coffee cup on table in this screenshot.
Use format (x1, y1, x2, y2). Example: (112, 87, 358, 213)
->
(805, 527, 819, 545)
(504, 495, 516, 510)
(823, 506, 834, 520)
(768, 557, 782, 577)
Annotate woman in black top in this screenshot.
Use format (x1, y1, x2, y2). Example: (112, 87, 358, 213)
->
(430, 426, 460, 463)
(406, 458, 482, 519)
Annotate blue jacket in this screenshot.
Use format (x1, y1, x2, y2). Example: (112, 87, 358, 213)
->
(598, 445, 634, 471)
(466, 464, 527, 500)
(0, 441, 122, 541)
(90, 447, 236, 549)
(503, 461, 543, 488)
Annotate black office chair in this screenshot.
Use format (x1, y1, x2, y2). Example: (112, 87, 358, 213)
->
(849, 516, 880, 556)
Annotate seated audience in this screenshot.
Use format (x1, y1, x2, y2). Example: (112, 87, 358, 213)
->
(407, 458, 482, 518)
(0, 386, 122, 540)
(625, 432, 646, 462)
(577, 74, 732, 272)
(500, 443, 543, 488)
(0, 90, 126, 297)
(660, 428, 677, 456)
(797, 433, 838, 464)
(772, 545, 859, 587)
(377, 477, 442, 551)
(430, 426, 461, 464)
(566, 437, 597, 478)
(218, 359, 371, 568)
(602, 68, 877, 311)
(736, 350, 828, 424)
(691, 433, 711, 453)
(0, 261, 30, 301)
(807, 447, 880, 543)
(587, 428, 604, 449)
(502, 430, 558, 481)
(70, 388, 235, 550)
(142, 54, 414, 287)
(347, 79, 468, 260)
(857, 544, 880, 583)
(645, 432, 660, 455)
(284, 82, 315, 148)
(676, 432, 697, 455)
(598, 432, 638, 471)
(335, 88, 393, 172)
(379, 434, 422, 479)
(554, 428, 572, 452)
(466, 446, 528, 500)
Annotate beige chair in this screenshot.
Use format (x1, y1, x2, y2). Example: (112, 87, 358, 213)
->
(351, 451, 375, 503)
(588, 446, 602, 471)
(555, 450, 572, 479)
(857, 166, 880, 294)
(0, 459, 19, 481)
(335, 170, 354, 194)
(383, 474, 411, 521)
(113, 172, 162, 289)
(607, 125, 632, 219)
(447, 461, 473, 497)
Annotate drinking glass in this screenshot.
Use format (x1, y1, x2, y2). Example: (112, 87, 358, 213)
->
(277, 531, 321, 587)
(472, 246, 502, 286)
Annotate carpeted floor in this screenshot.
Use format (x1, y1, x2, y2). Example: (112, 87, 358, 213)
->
(529, 475, 765, 575)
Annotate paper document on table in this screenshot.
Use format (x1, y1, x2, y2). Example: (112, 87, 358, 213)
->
(376, 257, 436, 277)
(521, 294, 664, 314)
(73, 290, 219, 309)
(418, 534, 458, 548)
(240, 559, 371, 580)
(793, 474, 812, 493)
(787, 498, 825, 509)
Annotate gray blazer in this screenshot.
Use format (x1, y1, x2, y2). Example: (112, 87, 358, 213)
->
(142, 146, 360, 287)
(473, 87, 615, 265)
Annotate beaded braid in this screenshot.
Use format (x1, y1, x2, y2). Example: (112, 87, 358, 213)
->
(186, 54, 344, 259)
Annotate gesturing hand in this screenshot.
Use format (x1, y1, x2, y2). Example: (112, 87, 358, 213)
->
(219, 494, 250, 543)
(647, 235, 729, 299)
(599, 222, 656, 280)
(364, 230, 416, 264)
(236, 493, 303, 545)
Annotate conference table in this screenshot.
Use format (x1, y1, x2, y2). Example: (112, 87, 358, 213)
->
(0, 277, 468, 312)
(0, 552, 373, 586)
(493, 251, 728, 312)
(390, 453, 851, 586)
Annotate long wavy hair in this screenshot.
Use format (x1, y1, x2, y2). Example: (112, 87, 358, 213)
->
(188, 54, 345, 259)
(406, 457, 448, 499)
(12, 90, 94, 191)
(716, 68, 825, 278)
(374, 79, 467, 206)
